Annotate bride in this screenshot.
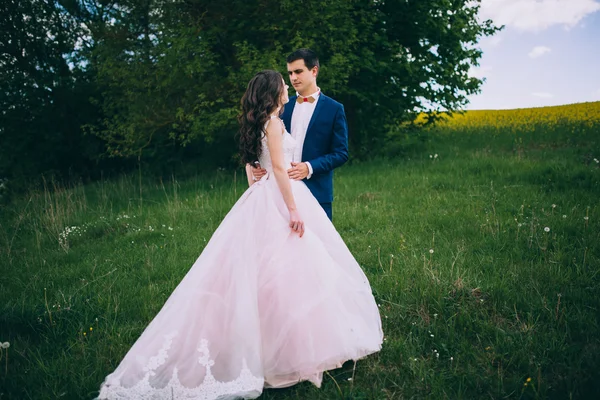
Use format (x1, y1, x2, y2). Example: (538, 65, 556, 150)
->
(98, 70, 383, 399)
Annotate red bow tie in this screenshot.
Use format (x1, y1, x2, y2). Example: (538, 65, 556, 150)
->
(297, 96, 315, 104)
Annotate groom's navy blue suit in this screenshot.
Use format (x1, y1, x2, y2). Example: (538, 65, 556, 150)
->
(281, 94, 349, 220)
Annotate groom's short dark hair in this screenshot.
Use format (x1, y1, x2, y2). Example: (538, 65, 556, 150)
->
(287, 48, 320, 72)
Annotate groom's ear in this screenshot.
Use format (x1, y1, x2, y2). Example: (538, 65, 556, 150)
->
(311, 66, 319, 77)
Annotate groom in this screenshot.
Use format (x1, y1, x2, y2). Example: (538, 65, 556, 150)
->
(254, 49, 349, 220)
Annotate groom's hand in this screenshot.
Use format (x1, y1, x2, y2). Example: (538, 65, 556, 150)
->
(250, 164, 267, 180)
(287, 162, 309, 180)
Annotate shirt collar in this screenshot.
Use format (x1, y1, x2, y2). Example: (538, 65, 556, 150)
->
(296, 87, 321, 99)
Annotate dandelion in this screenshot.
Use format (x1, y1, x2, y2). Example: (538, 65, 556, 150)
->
(433, 313, 438, 318)
(1, 342, 9, 349)
(562, 215, 567, 218)
(594, 158, 599, 163)
(83, 332, 87, 336)
(526, 377, 531, 382)
(89, 327, 93, 331)
(434, 154, 438, 159)
(347, 378, 353, 381)
(552, 204, 556, 208)
(429, 249, 434, 254)
(544, 227, 550, 232)
(584, 216, 589, 220)
(430, 334, 434, 338)
(450, 357, 454, 361)
(429, 154, 433, 158)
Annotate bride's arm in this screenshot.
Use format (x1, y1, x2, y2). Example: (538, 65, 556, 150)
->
(265, 119, 305, 237)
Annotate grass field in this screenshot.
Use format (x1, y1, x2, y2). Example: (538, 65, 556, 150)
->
(1, 102, 599, 399)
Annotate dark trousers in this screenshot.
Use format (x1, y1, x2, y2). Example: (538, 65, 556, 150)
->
(320, 202, 332, 221)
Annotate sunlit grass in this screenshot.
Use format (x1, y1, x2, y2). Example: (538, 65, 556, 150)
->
(1, 102, 599, 399)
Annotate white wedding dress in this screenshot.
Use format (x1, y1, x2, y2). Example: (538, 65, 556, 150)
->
(98, 117, 383, 399)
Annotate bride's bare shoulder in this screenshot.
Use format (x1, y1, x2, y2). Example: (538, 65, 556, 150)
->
(265, 116, 284, 137)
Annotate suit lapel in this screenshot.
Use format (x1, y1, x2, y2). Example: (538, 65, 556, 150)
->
(304, 95, 327, 149)
(283, 97, 296, 134)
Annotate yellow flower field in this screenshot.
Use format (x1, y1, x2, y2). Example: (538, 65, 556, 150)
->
(432, 101, 600, 134)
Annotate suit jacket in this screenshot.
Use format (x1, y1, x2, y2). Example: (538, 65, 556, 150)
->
(281, 94, 349, 204)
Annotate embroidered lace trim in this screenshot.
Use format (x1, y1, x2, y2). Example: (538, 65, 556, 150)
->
(98, 333, 263, 399)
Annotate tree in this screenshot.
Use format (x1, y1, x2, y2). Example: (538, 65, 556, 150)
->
(0, 0, 102, 186)
(339, 0, 500, 155)
(81, 0, 499, 164)
(1, 0, 500, 185)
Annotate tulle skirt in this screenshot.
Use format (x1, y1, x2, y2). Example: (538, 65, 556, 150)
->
(98, 175, 383, 399)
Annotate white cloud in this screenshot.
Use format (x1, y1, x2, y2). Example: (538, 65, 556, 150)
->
(479, 0, 600, 32)
(529, 46, 552, 58)
(489, 35, 503, 46)
(480, 34, 503, 47)
(469, 65, 493, 79)
(532, 92, 555, 98)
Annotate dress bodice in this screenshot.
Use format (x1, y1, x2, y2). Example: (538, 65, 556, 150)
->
(258, 116, 296, 173)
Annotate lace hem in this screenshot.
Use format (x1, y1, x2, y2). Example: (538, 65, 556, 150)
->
(98, 334, 264, 400)
(98, 367, 263, 400)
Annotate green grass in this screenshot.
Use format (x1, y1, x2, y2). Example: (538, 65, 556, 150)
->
(1, 104, 600, 399)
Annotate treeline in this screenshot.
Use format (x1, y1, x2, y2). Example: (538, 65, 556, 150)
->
(0, 0, 499, 190)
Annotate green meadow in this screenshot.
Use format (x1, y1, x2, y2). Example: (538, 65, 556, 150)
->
(1, 102, 599, 399)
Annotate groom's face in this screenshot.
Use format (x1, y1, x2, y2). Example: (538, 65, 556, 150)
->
(287, 59, 318, 95)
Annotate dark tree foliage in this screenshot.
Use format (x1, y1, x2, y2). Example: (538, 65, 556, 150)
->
(0, 0, 106, 187)
(0, 0, 500, 186)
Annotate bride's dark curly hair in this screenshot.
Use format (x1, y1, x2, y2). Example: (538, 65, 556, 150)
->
(238, 70, 285, 165)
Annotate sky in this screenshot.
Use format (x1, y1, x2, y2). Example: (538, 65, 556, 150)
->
(467, 0, 600, 110)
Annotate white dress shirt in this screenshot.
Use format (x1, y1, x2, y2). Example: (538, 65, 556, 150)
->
(290, 88, 321, 179)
